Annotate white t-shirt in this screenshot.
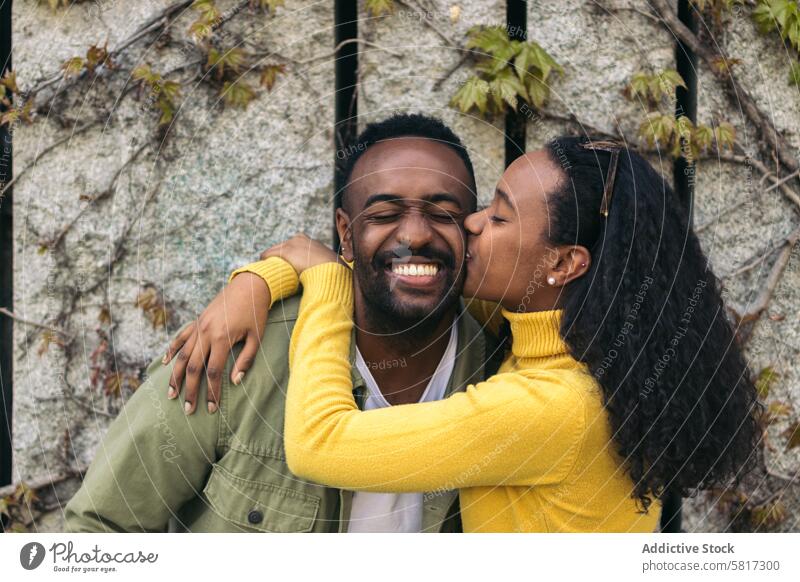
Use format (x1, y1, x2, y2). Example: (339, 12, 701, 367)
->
(346, 324, 459, 533)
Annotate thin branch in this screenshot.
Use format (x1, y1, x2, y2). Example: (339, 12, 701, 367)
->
(0, 120, 100, 199)
(24, 0, 195, 99)
(44, 142, 149, 250)
(713, 153, 800, 213)
(766, 467, 799, 483)
(764, 170, 800, 194)
(395, 0, 460, 48)
(0, 307, 73, 341)
(297, 38, 403, 65)
(432, 52, 470, 91)
(651, 0, 800, 179)
(728, 226, 800, 340)
(725, 238, 788, 278)
(0, 465, 89, 499)
(35, 393, 117, 419)
(600, 2, 660, 23)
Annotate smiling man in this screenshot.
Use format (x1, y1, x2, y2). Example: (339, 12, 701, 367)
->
(64, 113, 504, 533)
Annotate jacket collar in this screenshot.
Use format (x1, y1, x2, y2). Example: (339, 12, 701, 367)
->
(347, 299, 488, 404)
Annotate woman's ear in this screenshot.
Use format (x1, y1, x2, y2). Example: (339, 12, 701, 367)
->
(335, 208, 354, 262)
(551, 245, 591, 286)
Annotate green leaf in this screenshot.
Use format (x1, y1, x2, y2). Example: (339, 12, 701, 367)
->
(753, 0, 800, 52)
(714, 122, 736, 151)
(132, 64, 155, 83)
(191, 0, 219, 19)
(784, 421, 800, 450)
(765, 401, 793, 424)
(450, 76, 490, 115)
(789, 62, 800, 85)
(525, 74, 550, 109)
(0, 70, 19, 94)
(639, 112, 676, 150)
(750, 500, 787, 529)
(659, 69, 688, 92)
(466, 26, 518, 65)
(160, 80, 181, 102)
(514, 42, 562, 82)
(188, 20, 214, 41)
(365, 0, 394, 17)
(157, 98, 176, 126)
(489, 68, 528, 112)
(221, 80, 256, 109)
(61, 57, 85, 79)
(710, 56, 743, 74)
(259, 64, 286, 91)
(693, 123, 715, 152)
(756, 366, 779, 399)
(85, 42, 111, 73)
(207, 47, 248, 81)
(624, 71, 653, 103)
(254, 0, 285, 12)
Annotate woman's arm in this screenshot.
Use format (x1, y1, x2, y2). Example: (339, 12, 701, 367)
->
(163, 235, 336, 413)
(237, 262, 505, 339)
(285, 263, 587, 493)
(464, 297, 505, 338)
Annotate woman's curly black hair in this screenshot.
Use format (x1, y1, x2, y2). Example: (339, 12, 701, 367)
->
(542, 136, 763, 512)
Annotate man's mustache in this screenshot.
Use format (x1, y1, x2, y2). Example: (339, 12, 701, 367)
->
(371, 246, 456, 271)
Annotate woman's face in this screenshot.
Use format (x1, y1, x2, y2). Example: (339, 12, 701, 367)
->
(463, 150, 577, 312)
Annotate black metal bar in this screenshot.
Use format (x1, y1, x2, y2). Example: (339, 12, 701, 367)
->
(0, 0, 14, 493)
(332, 0, 358, 249)
(504, 0, 527, 168)
(660, 0, 698, 533)
(673, 0, 698, 217)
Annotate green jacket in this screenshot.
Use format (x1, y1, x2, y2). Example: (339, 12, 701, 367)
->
(64, 295, 503, 533)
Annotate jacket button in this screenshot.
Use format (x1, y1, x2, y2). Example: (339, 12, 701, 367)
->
(247, 510, 263, 524)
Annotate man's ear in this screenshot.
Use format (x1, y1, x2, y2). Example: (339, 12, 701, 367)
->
(552, 245, 591, 286)
(335, 208, 354, 262)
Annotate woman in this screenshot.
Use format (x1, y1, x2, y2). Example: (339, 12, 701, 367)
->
(168, 137, 762, 532)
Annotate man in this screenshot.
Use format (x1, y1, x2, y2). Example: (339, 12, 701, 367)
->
(64, 114, 504, 533)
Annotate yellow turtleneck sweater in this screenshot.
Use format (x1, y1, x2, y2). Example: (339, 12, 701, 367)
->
(272, 261, 661, 533)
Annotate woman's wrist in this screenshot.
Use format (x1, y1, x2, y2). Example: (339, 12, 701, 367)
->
(229, 257, 299, 308)
(298, 262, 354, 305)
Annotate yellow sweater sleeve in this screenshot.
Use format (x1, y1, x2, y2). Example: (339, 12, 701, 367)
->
(228, 257, 299, 308)
(285, 263, 586, 493)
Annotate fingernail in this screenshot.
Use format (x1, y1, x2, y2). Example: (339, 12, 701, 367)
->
(167, 386, 177, 399)
(233, 372, 244, 385)
(162, 354, 170, 365)
(184, 401, 193, 415)
(208, 402, 218, 414)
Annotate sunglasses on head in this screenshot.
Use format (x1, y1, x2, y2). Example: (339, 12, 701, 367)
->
(578, 139, 627, 218)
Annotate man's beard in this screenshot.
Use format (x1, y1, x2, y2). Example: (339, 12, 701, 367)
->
(351, 239, 463, 336)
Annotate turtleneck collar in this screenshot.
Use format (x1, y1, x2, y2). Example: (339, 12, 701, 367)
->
(500, 307, 569, 360)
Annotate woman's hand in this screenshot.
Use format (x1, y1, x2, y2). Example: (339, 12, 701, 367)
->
(260, 234, 338, 274)
(163, 272, 271, 415)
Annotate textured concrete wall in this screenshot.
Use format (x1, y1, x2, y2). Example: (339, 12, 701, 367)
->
(683, 10, 800, 533)
(7, 0, 800, 532)
(358, 0, 506, 205)
(11, 0, 337, 530)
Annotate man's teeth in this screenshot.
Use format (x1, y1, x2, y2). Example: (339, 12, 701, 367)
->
(391, 263, 439, 277)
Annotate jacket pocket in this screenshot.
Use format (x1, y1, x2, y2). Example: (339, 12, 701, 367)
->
(203, 463, 319, 532)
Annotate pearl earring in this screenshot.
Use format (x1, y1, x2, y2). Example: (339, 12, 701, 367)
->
(547, 276, 556, 286)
